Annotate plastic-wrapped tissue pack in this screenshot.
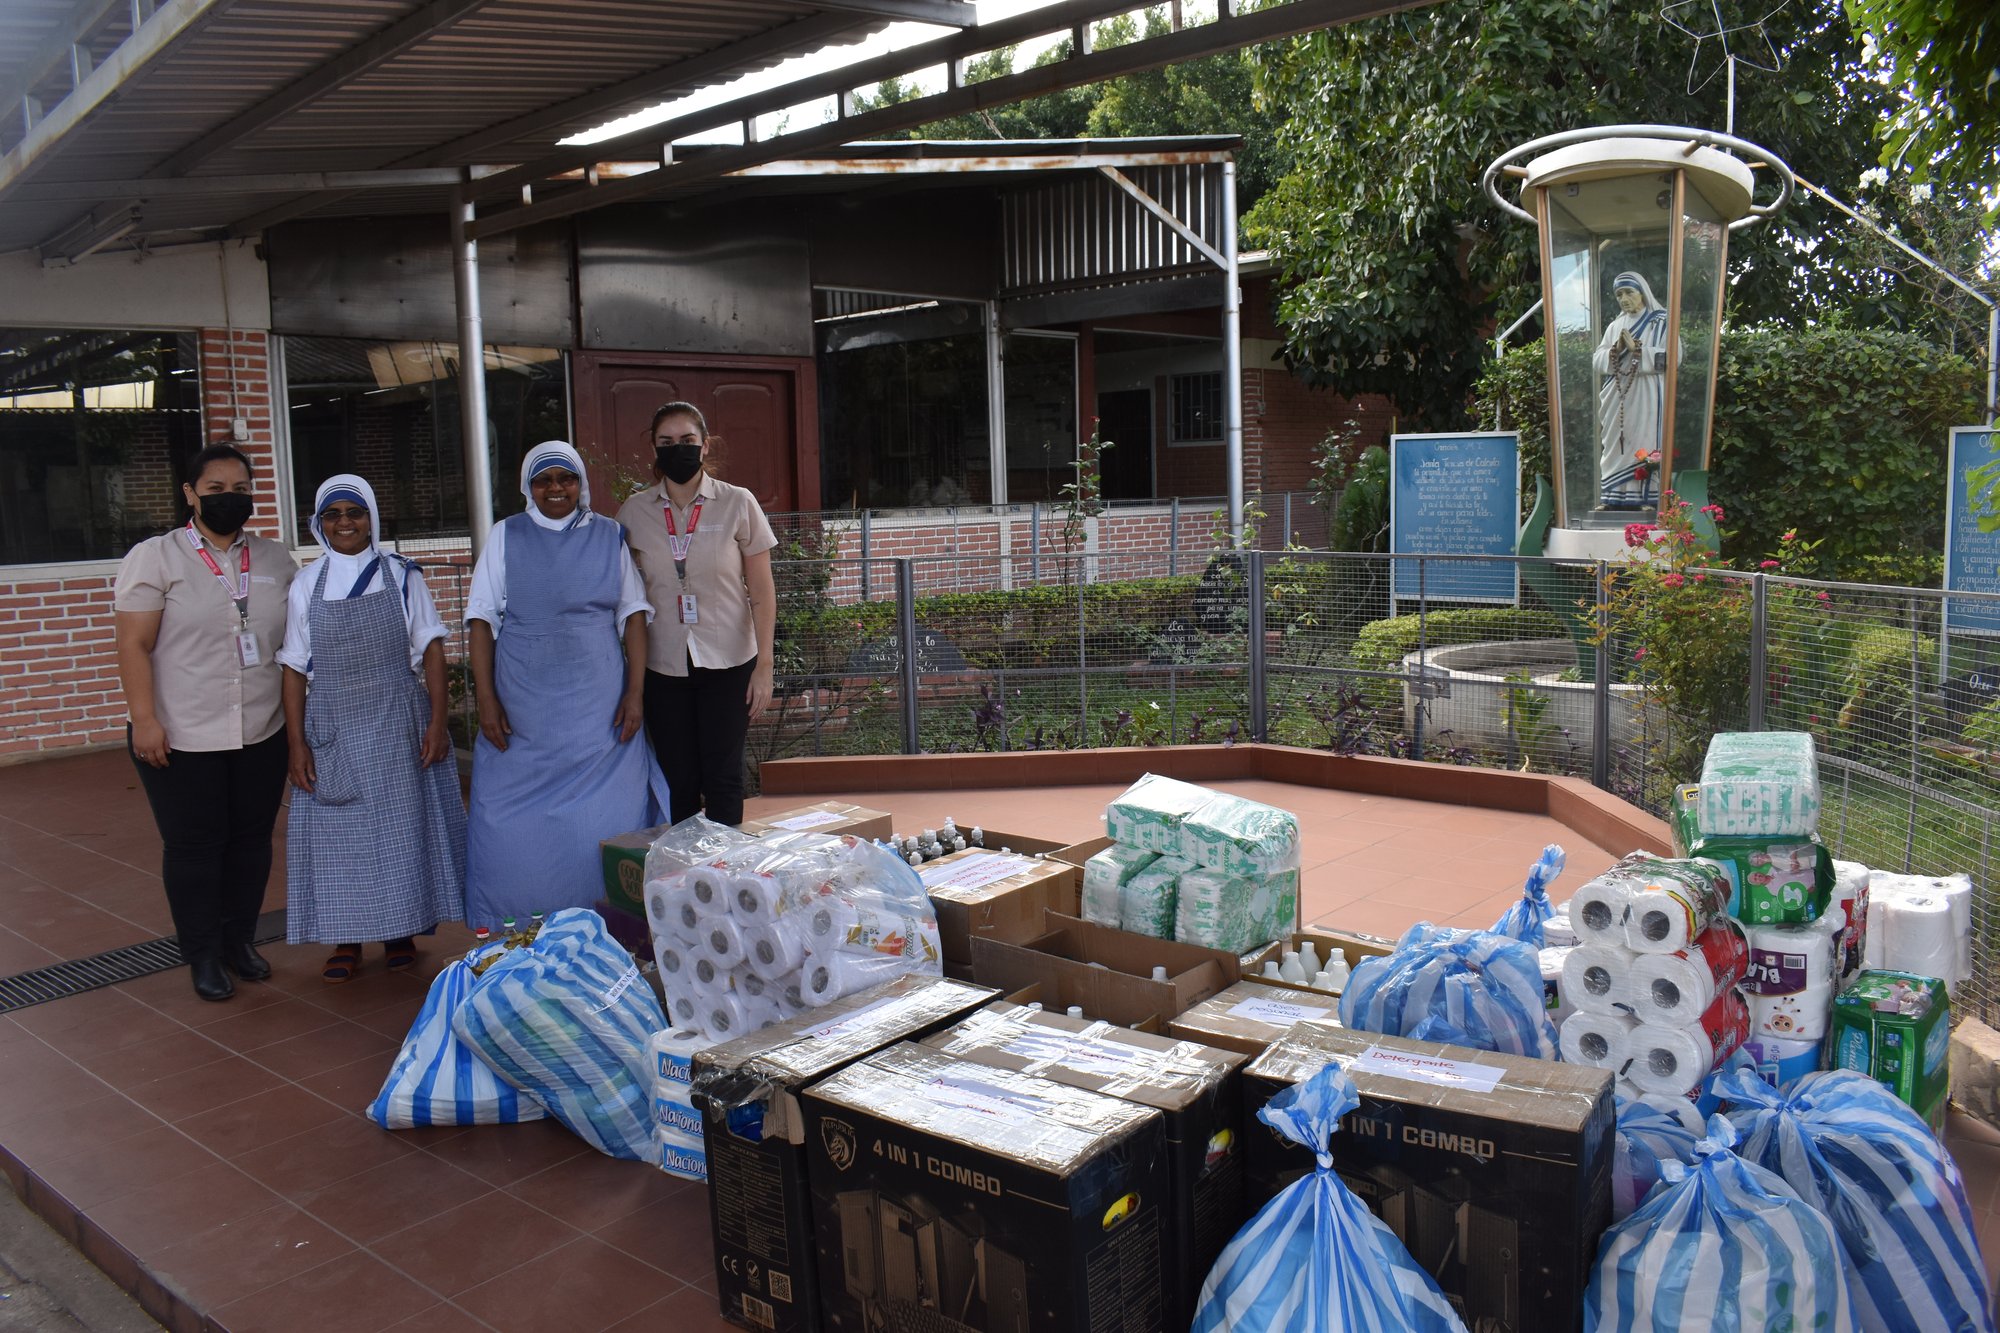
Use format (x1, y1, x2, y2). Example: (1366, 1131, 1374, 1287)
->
(1696, 730, 1821, 838)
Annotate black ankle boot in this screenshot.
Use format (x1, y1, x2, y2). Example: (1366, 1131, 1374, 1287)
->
(222, 941, 271, 981)
(191, 956, 235, 1001)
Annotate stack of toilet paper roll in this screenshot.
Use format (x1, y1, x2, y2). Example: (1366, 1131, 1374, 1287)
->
(1865, 870, 1974, 991)
(1558, 854, 1751, 1099)
(643, 828, 943, 1042)
(647, 1029, 708, 1181)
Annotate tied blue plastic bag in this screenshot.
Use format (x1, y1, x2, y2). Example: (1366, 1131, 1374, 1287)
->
(1585, 1115, 1856, 1332)
(1719, 1068, 1996, 1333)
(1338, 922, 1558, 1059)
(1193, 1065, 1467, 1333)
(1610, 1094, 1698, 1222)
(451, 908, 667, 1159)
(367, 950, 548, 1129)
(1491, 843, 1565, 946)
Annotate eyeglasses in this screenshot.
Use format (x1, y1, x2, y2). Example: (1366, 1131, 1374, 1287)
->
(319, 506, 369, 522)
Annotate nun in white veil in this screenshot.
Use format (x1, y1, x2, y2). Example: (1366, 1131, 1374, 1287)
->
(1592, 271, 1672, 509)
(463, 441, 668, 926)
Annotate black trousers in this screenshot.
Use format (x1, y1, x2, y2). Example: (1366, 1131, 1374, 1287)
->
(643, 660, 755, 826)
(129, 728, 288, 963)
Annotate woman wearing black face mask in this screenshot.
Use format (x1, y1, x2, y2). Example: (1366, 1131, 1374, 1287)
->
(113, 444, 298, 1001)
(615, 402, 777, 826)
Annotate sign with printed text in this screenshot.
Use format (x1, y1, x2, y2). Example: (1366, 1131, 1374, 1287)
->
(1348, 1044, 1505, 1093)
(1944, 426, 2000, 644)
(1389, 432, 1520, 605)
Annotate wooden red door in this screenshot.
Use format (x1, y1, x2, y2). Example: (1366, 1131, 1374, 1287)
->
(571, 353, 809, 515)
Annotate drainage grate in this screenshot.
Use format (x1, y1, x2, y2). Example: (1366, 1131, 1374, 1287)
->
(0, 909, 288, 1014)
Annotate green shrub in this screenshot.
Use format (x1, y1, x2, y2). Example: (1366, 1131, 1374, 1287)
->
(1836, 626, 1938, 748)
(1348, 606, 1565, 708)
(1963, 697, 2000, 752)
(1331, 445, 1390, 552)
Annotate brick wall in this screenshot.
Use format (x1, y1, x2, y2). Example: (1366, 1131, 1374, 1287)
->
(0, 329, 279, 761)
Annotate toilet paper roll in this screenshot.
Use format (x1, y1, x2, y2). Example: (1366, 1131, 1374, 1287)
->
(800, 949, 909, 1007)
(644, 880, 699, 941)
(1623, 861, 1730, 954)
(700, 916, 749, 970)
(727, 873, 785, 925)
(1568, 876, 1633, 945)
(1560, 944, 1633, 1017)
(1881, 894, 1961, 988)
(1540, 946, 1577, 1029)
(1626, 990, 1750, 1098)
(1559, 1009, 1638, 1070)
(702, 993, 759, 1041)
(1740, 1034, 1822, 1089)
(731, 966, 769, 1000)
(653, 937, 695, 987)
(1629, 923, 1748, 1023)
(743, 920, 808, 981)
(1543, 908, 1578, 949)
(1864, 889, 1888, 972)
(684, 864, 732, 914)
(647, 1028, 706, 1088)
(653, 1090, 703, 1139)
(687, 944, 732, 994)
(804, 902, 936, 960)
(667, 991, 700, 1029)
(1749, 977, 1833, 1042)
(1740, 913, 1842, 996)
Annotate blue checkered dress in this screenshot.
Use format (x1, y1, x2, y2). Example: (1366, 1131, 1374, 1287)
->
(286, 559, 466, 943)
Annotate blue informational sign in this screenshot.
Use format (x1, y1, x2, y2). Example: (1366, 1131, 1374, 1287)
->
(1389, 432, 1520, 604)
(1944, 425, 2000, 640)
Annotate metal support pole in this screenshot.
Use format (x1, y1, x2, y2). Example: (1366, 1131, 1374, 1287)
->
(1247, 550, 1267, 740)
(1906, 595, 1921, 871)
(1030, 503, 1041, 583)
(1748, 574, 1768, 730)
(897, 559, 919, 754)
(450, 186, 495, 556)
(1412, 557, 1426, 761)
(1169, 497, 1180, 577)
(985, 300, 1008, 506)
(1282, 491, 1293, 548)
(1222, 160, 1245, 546)
(1592, 560, 1612, 789)
(859, 508, 872, 600)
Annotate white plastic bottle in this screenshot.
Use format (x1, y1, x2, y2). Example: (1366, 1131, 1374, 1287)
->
(1326, 950, 1351, 989)
(1279, 950, 1307, 984)
(1261, 960, 1282, 980)
(1299, 941, 1322, 976)
(1151, 965, 1169, 982)
(1309, 970, 1337, 992)
(1066, 1005, 1084, 1019)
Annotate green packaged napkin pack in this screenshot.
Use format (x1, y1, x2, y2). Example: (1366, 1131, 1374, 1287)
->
(1697, 731, 1822, 838)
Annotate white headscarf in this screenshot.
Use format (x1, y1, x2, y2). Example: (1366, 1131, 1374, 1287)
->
(520, 440, 592, 529)
(1611, 271, 1665, 314)
(309, 473, 383, 556)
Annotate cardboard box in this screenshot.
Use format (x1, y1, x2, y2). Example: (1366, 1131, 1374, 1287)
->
(803, 1043, 1171, 1333)
(919, 849, 1082, 965)
(739, 801, 894, 842)
(1243, 1023, 1613, 1333)
(1168, 980, 1343, 1058)
(920, 1002, 1247, 1329)
(691, 975, 996, 1333)
(969, 913, 1249, 1029)
(600, 822, 671, 918)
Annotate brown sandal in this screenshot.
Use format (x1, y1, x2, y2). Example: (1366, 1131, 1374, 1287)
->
(322, 945, 363, 984)
(384, 938, 418, 971)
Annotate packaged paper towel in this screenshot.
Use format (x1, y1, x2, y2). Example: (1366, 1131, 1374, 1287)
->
(1081, 844, 1161, 926)
(1696, 730, 1821, 837)
(1178, 790, 1302, 877)
(1104, 772, 1216, 853)
(1174, 865, 1296, 953)
(1118, 855, 1188, 940)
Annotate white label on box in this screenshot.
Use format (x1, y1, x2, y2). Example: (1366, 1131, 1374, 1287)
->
(1227, 995, 1334, 1025)
(926, 1073, 1047, 1126)
(919, 851, 1036, 895)
(1000, 1030, 1148, 1077)
(1349, 1044, 1505, 1093)
(771, 809, 847, 830)
(800, 996, 906, 1042)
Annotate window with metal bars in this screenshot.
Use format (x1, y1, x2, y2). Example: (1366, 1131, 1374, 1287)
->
(1169, 371, 1222, 444)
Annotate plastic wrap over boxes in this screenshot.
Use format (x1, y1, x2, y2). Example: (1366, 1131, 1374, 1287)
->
(1830, 971, 1951, 1131)
(1091, 775, 1302, 953)
(1696, 731, 1822, 838)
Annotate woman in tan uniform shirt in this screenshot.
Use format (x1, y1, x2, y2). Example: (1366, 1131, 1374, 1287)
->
(114, 444, 297, 1001)
(615, 402, 777, 826)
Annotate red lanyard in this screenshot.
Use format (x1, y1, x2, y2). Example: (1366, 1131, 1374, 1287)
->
(185, 521, 250, 628)
(662, 498, 702, 580)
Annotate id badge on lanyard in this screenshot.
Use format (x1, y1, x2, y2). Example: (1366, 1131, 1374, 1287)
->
(663, 499, 702, 624)
(187, 522, 259, 666)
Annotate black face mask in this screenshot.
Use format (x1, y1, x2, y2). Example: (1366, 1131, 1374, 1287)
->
(197, 492, 254, 535)
(656, 443, 703, 485)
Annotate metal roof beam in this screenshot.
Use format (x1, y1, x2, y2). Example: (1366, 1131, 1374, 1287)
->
(810, 0, 977, 24)
(465, 0, 1417, 239)
(726, 148, 1234, 175)
(0, 0, 127, 126)
(1098, 164, 1225, 268)
(10, 167, 478, 203)
(0, 0, 233, 199)
(145, 0, 490, 178)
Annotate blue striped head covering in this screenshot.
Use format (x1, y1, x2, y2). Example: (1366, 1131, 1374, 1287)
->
(519, 440, 592, 521)
(1611, 270, 1664, 312)
(309, 473, 381, 556)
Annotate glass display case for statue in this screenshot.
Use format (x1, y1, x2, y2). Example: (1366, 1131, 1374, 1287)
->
(1484, 127, 1791, 561)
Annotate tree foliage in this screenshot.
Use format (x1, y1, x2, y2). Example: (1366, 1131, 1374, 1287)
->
(1246, 0, 1991, 429)
(1844, 0, 2000, 196)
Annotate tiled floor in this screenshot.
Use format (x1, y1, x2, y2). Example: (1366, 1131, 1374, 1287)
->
(0, 750, 1992, 1331)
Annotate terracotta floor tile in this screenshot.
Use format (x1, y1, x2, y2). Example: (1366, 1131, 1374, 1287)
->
(0, 924, 60, 973)
(374, 1190, 582, 1296)
(295, 1052, 400, 1116)
(294, 973, 428, 1022)
(35, 1123, 223, 1211)
(0, 1092, 160, 1163)
(123, 968, 295, 1025)
(0, 1056, 114, 1122)
(148, 1201, 358, 1312)
(67, 1025, 231, 1085)
(195, 998, 345, 1054)
(381, 1304, 500, 1333)
(607, 1278, 735, 1333)
(417, 1117, 595, 1180)
(7, 987, 169, 1045)
(175, 1084, 351, 1158)
(505, 1151, 689, 1235)
(234, 1114, 421, 1203)
(1370, 873, 1519, 918)
(1310, 897, 1433, 940)
(209, 1248, 443, 1333)
(286, 1152, 493, 1247)
(124, 1055, 287, 1124)
(84, 1158, 282, 1258)
(598, 1189, 715, 1284)
(244, 1019, 398, 1083)
(454, 1234, 681, 1333)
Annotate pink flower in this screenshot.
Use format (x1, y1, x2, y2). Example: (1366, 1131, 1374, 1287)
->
(1760, 559, 1780, 570)
(1782, 529, 1798, 542)
(1623, 522, 1655, 548)
(1816, 590, 1830, 603)
(1700, 503, 1725, 520)
(1633, 647, 1648, 660)
(1661, 572, 1685, 588)
(1681, 532, 1696, 544)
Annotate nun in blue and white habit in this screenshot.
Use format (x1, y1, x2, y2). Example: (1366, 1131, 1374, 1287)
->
(464, 441, 668, 926)
(278, 474, 465, 982)
(1592, 270, 1673, 509)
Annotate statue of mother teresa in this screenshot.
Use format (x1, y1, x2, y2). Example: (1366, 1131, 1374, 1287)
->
(1592, 271, 1671, 510)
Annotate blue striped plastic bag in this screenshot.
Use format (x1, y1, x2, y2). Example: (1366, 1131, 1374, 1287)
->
(367, 949, 548, 1129)
(451, 909, 667, 1159)
(1719, 1067, 1995, 1333)
(1491, 844, 1566, 946)
(1338, 922, 1559, 1059)
(1193, 1065, 1467, 1333)
(1610, 1094, 1699, 1222)
(1585, 1116, 1856, 1332)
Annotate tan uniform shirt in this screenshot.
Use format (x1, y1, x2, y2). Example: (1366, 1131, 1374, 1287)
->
(113, 527, 298, 750)
(617, 477, 777, 677)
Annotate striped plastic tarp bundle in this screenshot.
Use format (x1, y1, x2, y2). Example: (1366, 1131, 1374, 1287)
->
(1491, 844, 1566, 947)
(1720, 1068, 1996, 1333)
(1339, 922, 1559, 1059)
(452, 909, 667, 1159)
(1611, 1095, 1700, 1222)
(366, 952, 547, 1129)
(1192, 1065, 1467, 1333)
(1585, 1117, 1856, 1332)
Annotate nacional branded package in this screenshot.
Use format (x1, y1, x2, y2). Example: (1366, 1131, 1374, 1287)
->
(919, 849, 1080, 965)
(690, 975, 995, 1333)
(803, 1044, 1170, 1333)
(919, 1002, 1248, 1329)
(1169, 979, 1341, 1058)
(1243, 1023, 1613, 1332)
